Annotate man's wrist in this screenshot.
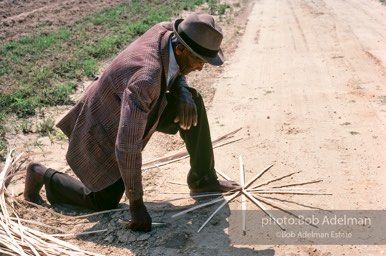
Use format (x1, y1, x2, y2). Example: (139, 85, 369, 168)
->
(178, 89, 194, 104)
(129, 197, 145, 209)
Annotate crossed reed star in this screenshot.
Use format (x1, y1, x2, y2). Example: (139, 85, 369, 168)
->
(171, 156, 330, 233)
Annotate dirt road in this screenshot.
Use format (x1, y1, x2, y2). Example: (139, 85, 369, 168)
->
(203, 0, 386, 254)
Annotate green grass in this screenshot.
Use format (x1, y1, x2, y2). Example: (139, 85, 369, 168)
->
(19, 120, 34, 134)
(206, 0, 230, 15)
(37, 117, 56, 136)
(0, 0, 226, 160)
(216, 3, 231, 15)
(379, 95, 386, 104)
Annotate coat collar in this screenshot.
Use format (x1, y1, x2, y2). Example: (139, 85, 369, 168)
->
(160, 30, 174, 86)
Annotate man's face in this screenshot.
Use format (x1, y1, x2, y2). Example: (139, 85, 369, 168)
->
(176, 45, 207, 75)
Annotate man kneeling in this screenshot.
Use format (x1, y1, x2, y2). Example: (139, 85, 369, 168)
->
(24, 13, 239, 232)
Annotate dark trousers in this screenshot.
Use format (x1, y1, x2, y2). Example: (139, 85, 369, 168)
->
(44, 89, 218, 211)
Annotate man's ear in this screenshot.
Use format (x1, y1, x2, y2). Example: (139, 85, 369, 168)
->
(175, 44, 186, 56)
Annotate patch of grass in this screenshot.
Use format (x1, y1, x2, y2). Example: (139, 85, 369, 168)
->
(3, 30, 72, 64)
(32, 139, 44, 151)
(48, 130, 68, 143)
(207, 0, 218, 15)
(206, 0, 230, 15)
(379, 95, 386, 104)
(81, 59, 98, 79)
(0, 83, 75, 118)
(37, 117, 56, 136)
(0, 139, 6, 161)
(218, 3, 231, 15)
(10, 97, 37, 118)
(0, 114, 6, 138)
(41, 83, 76, 106)
(19, 120, 34, 134)
(54, 60, 84, 80)
(88, 35, 122, 58)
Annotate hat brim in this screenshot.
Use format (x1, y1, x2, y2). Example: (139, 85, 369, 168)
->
(173, 19, 224, 66)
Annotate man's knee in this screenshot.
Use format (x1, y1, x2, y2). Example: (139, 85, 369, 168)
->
(92, 179, 124, 211)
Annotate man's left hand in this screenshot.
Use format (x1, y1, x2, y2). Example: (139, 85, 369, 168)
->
(174, 102, 197, 130)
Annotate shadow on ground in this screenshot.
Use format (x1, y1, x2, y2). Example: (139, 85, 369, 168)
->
(54, 199, 276, 256)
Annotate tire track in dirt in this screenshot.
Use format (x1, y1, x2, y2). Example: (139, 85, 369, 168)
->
(287, 0, 309, 52)
(324, 0, 386, 71)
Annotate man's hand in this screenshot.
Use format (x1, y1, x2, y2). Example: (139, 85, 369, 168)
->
(128, 198, 152, 232)
(174, 102, 197, 130)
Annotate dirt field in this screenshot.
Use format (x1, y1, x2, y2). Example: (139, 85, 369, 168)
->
(0, 0, 128, 43)
(2, 0, 386, 255)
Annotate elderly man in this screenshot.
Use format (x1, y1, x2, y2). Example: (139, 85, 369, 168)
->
(24, 12, 239, 232)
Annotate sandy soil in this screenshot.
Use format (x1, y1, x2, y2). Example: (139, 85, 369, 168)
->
(204, 0, 386, 254)
(2, 0, 386, 255)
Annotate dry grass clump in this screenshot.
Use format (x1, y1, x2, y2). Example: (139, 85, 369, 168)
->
(0, 150, 104, 256)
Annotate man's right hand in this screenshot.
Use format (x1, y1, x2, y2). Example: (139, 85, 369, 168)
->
(128, 198, 152, 232)
(174, 102, 197, 130)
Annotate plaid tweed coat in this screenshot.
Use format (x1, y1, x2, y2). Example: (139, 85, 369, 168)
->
(57, 21, 183, 200)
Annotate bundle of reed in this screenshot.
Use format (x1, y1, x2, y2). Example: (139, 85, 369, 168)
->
(0, 150, 104, 256)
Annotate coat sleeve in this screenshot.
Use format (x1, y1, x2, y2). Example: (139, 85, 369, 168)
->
(115, 71, 160, 201)
(171, 75, 194, 104)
